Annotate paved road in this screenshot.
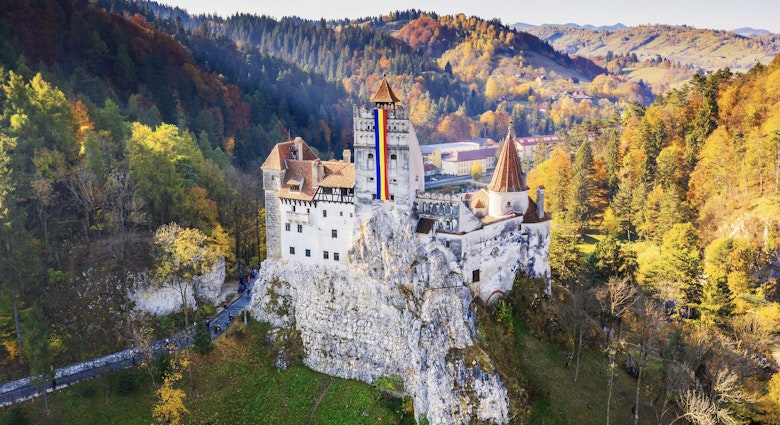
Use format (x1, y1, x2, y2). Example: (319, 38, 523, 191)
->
(0, 278, 256, 408)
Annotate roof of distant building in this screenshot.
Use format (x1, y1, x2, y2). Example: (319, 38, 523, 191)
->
(489, 128, 528, 193)
(442, 147, 498, 162)
(469, 137, 498, 147)
(420, 142, 481, 155)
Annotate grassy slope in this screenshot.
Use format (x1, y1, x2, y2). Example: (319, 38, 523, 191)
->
(477, 296, 661, 425)
(0, 321, 409, 425)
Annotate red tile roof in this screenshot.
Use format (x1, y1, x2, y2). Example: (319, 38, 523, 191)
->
(488, 129, 528, 193)
(261, 137, 318, 171)
(370, 78, 401, 105)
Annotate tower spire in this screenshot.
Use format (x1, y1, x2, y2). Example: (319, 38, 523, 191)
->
(370, 75, 401, 108)
(488, 121, 528, 193)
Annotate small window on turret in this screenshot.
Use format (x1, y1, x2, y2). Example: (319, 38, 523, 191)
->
(390, 154, 397, 160)
(472, 269, 480, 282)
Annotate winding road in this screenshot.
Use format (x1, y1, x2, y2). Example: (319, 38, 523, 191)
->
(0, 277, 256, 408)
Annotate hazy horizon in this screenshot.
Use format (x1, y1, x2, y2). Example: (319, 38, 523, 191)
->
(155, 0, 780, 34)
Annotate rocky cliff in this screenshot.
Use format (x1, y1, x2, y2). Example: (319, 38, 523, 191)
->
(249, 207, 509, 424)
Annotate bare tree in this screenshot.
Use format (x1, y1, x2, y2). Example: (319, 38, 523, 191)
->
(596, 276, 637, 347)
(597, 276, 637, 425)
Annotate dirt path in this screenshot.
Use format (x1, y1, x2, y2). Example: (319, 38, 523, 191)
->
(308, 377, 334, 424)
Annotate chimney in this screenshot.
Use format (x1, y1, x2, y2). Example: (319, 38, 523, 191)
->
(311, 160, 320, 186)
(343, 149, 352, 163)
(537, 186, 545, 218)
(293, 137, 303, 160)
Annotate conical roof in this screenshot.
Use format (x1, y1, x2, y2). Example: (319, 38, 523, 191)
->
(488, 125, 528, 192)
(370, 77, 401, 105)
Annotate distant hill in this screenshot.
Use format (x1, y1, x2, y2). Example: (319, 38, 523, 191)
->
(510, 22, 535, 30)
(526, 24, 780, 72)
(732, 27, 772, 36)
(524, 23, 780, 93)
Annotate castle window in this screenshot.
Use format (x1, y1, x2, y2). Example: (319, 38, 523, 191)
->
(340, 211, 343, 217)
(334, 252, 340, 261)
(307, 208, 310, 213)
(332, 229, 338, 238)
(472, 269, 480, 282)
(368, 153, 375, 170)
(390, 154, 397, 160)
(292, 206, 296, 212)
(390, 179, 397, 184)
(350, 213, 353, 218)
(506, 201, 511, 207)
(285, 223, 291, 231)
(290, 247, 295, 255)
(297, 224, 303, 233)
(305, 249, 311, 257)
(323, 210, 327, 218)
(390, 195, 395, 200)
(445, 240, 450, 248)
(323, 251, 329, 260)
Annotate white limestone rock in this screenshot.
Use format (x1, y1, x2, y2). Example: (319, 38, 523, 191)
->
(250, 208, 509, 424)
(128, 257, 226, 316)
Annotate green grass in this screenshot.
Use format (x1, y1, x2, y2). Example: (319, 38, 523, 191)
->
(0, 321, 409, 425)
(575, 229, 605, 257)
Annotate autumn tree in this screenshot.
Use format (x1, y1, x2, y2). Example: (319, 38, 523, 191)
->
(759, 372, 780, 424)
(470, 161, 483, 181)
(152, 352, 189, 425)
(152, 222, 220, 388)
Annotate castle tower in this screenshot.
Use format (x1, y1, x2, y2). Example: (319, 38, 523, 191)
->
(352, 78, 425, 223)
(487, 123, 529, 217)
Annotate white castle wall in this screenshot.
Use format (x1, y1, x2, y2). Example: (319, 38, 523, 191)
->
(250, 208, 509, 424)
(431, 217, 550, 301)
(279, 201, 355, 265)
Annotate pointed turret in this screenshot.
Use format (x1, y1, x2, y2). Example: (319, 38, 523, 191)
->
(370, 76, 401, 108)
(488, 123, 528, 193)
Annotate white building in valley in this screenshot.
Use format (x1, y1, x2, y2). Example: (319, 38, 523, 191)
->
(262, 79, 551, 299)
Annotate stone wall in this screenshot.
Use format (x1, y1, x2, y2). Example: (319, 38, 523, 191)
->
(250, 207, 509, 424)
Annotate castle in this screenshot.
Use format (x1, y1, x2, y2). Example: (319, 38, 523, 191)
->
(262, 79, 550, 300)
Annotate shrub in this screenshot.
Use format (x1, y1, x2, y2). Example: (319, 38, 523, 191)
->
(192, 320, 212, 355)
(114, 368, 137, 396)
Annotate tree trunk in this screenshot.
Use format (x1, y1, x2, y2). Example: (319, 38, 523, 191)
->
(574, 313, 584, 383)
(179, 282, 195, 392)
(607, 351, 615, 425)
(13, 300, 22, 365)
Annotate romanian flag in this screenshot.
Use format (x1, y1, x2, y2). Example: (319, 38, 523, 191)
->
(373, 108, 391, 200)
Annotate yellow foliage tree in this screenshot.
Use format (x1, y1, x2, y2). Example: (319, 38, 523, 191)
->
(759, 372, 780, 424)
(152, 357, 189, 425)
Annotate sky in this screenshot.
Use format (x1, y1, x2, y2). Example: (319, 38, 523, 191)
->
(156, 0, 780, 33)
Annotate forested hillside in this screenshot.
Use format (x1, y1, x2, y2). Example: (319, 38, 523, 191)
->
(107, 3, 650, 144)
(0, 0, 285, 379)
(525, 56, 780, 423)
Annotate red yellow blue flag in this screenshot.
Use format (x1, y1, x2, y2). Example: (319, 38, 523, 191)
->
(373, 108, 390, 201)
